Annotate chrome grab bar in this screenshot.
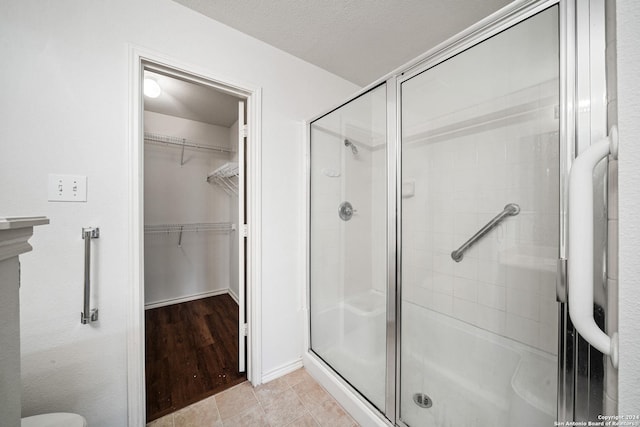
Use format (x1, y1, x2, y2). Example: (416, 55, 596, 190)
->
(450, 203, 520, 262)
(81, 227, 99, 324)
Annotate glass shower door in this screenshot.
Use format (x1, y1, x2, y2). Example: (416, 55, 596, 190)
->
(309, 84, 387, 410)
(400, 6, 560, 426)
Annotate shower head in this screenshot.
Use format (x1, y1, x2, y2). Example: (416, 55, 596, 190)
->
(344, 139, 358, 155)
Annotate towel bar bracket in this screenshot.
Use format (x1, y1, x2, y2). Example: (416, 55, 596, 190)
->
(82, 227, 100, 239)
(81, 309, 99, 324)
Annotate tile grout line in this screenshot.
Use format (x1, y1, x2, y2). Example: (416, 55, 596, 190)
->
(249, 382, 272, 426)
(290, 382, 323, 427)
(256, 374, 315, 426)
(212, 394, 223, 427)
(292, 388, 315, 426)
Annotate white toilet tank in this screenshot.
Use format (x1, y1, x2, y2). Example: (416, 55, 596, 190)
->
(21, 413, 87, 427)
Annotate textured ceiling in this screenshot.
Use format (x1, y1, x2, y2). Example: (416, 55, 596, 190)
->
(172, 0, 513, 86)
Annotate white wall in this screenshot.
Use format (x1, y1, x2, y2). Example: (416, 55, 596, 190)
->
(616, 0, 640, 415)
(143, 111, 234, 306)
(0, 1, 358, 425)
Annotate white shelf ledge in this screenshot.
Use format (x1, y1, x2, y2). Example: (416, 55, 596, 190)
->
(0, 216, 49, 262)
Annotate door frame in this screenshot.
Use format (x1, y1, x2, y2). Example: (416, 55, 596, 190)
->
(126, 46, 263, 426)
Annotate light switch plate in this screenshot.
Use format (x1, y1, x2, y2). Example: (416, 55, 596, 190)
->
(48, 174, 87, 202)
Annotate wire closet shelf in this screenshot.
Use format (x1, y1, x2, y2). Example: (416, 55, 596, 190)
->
(144, 222, 236, 247)
(207, 162, 239, 195)
(144, 132, 234, 166)
(144, 222, 236, 234)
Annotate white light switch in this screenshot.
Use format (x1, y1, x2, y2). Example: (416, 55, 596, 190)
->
(48, 174, 87, 202)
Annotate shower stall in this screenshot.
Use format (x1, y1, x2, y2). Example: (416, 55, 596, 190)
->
(306, 1, 615, 426)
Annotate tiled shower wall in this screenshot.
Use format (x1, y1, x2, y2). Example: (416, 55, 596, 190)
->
(309, 128, 377, 313)
(402, 81, 560, 355)
(309, 129, 344, 314)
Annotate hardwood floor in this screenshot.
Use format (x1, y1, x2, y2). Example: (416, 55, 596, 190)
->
(145, 294, 246, 422)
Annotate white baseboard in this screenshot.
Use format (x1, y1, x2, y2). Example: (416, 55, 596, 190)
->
(228, 287, 239, 305)
(261, 358, 304, 384)
(145, 288, 229, 310)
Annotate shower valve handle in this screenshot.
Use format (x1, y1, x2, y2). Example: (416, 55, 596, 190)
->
(338, 201, 355, 221)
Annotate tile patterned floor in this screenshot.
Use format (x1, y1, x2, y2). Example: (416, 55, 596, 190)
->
(146, 368, 359, 427)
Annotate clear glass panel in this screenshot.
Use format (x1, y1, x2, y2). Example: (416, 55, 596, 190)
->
(400, 7, 559, 426)
(310, 84, 387, 410)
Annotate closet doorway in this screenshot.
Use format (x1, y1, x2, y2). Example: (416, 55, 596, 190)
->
(141, 65, 249, 422)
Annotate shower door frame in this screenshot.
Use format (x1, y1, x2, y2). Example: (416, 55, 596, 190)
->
(305, 0, 608, 425)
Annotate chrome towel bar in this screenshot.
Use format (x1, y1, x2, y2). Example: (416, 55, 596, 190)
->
(451, 203, 520, 262)
(81, 227, 99, 324)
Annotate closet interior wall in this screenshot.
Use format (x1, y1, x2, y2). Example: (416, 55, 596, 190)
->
(144, 110, 239, 307)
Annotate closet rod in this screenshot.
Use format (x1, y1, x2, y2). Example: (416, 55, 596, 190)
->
(144, 132, 234, 154)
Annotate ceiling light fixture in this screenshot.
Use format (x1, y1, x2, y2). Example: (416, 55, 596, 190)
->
(143, 78, 161, 98)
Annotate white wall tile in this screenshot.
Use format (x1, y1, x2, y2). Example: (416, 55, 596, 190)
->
(478, 261, 506, 285)
(505, 313, 539, 348)
(417, 267, 434, 290)
(538, 271, 557, 300)
(414, 230, 432, 252)
(477, 138, 507, 166)
(432, 273, 454, 295)
(477, 305, 506, 335)
(507, 287, 540, 321)
(431, 231, 453, 253)
(432, 252, 454, 276)
(453, 277, 478, 302)
(431, 292, 454, 316)
(454, 297, 478, 324)
(478, 282, 506, 310)
(414, 286, 434, 310)
(454, 212, 480, 237)
(505, 265, 540, 293)
(538, 320, 558, 354)
(452, 254, 478, 280)
(476, 234, 501, 261)
(539, 295, 558, 324)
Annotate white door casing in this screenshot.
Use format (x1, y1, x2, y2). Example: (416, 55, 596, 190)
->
(127, 46, 262, 426)
(238, 100, 247, 373)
